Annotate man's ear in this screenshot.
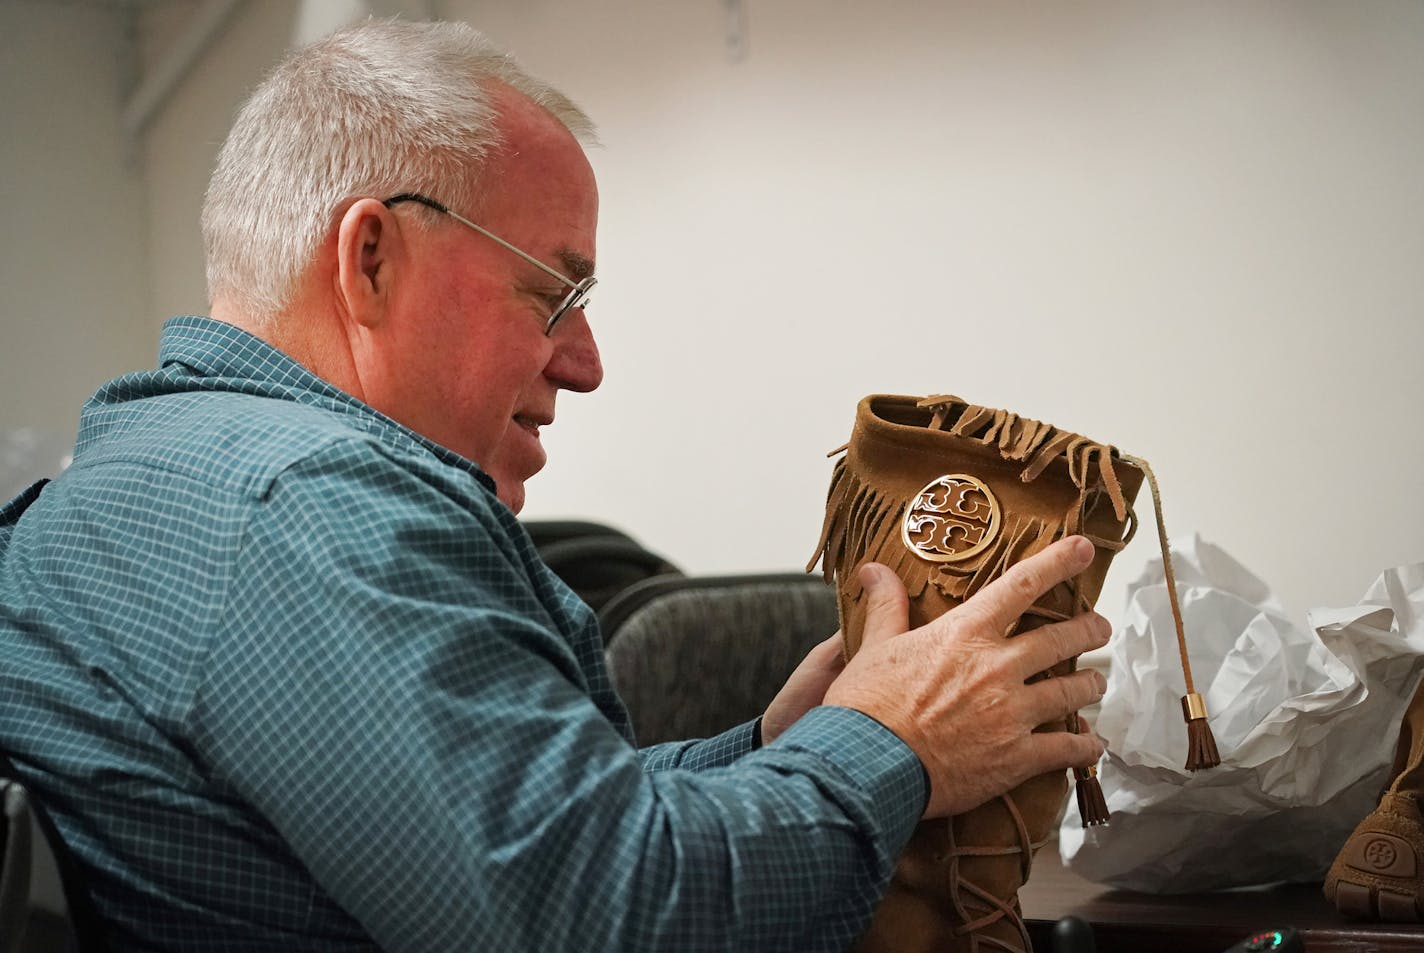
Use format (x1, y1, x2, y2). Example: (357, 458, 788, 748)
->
(335, 198, 404, 329)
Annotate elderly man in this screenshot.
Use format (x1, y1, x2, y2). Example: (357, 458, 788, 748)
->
(0, 19, 1108, 952)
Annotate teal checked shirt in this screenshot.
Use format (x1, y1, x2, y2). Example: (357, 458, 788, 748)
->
(0, 317, 926, 952)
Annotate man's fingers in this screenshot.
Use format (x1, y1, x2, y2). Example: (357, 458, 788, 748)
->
(805, 631, 848, 672)
(1008, 611, 1111, 681)
(961, 536, 1095, 636)
(1024, 668, 1107, 727)
(856, 562, 909, 651)
(1024, 725, 1107, 778)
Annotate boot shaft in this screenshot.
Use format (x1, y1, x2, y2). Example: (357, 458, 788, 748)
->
(1388, 680, 1424, 796)
(813, 395, 1142, 655)
(811, 394, 1146, 953)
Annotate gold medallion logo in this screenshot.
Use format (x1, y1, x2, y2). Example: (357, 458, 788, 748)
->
(901, 474, 1000, 563)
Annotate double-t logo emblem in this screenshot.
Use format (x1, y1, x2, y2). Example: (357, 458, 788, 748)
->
(901, 474, 1001, 563)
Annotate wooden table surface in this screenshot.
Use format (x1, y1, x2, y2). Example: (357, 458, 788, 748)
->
(1021, 838, 1424, 953)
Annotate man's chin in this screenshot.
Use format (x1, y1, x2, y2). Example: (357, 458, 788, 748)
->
(487, 448, 542, 514)
(495, 480, 527, 514)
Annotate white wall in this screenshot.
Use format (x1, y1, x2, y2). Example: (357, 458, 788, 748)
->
(0, 1, 153, 440)
(142, 0, 301, 328)
(455, 0, 1424, 622)
(5, 0, 1421, 626)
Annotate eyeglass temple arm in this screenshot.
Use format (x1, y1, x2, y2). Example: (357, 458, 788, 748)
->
(383, 193, 583, 292)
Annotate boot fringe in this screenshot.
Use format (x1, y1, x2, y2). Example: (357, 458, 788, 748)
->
(807, 460, 1089, 625)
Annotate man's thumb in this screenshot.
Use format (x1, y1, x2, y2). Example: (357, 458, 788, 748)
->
(856, 562, 909, 650)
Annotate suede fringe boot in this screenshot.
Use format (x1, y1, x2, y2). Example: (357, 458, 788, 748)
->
(1325, 678, 1424, 921)
(809, 394, 1213, 953)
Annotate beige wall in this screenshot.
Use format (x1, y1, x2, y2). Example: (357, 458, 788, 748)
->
(142, 1, 298, 329)
(0, 1, 153, 439)
(3, 0, 1421, 623)
(460, 0, 1424, 620)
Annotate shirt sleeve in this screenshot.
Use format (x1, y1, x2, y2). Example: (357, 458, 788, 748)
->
(639, 719, 759, 772)
(194, 440, 926, 953)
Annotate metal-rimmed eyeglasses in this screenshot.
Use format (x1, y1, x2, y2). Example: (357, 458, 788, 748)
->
(383, 193, 595, 336)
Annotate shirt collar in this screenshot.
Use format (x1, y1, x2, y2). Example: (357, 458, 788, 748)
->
(154, 315, 496, 492)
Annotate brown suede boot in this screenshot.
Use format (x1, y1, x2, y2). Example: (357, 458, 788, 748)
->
(1325, 680, 1424, 921)
(809, 395, 1214, 953)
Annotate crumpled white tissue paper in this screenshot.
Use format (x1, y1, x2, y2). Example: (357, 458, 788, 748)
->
(1059, 534, 1424, 893)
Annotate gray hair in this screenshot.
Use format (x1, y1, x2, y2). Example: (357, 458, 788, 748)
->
(201, 18, 595, 322)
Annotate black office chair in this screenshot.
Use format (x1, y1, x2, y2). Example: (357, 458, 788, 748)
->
(600, 573, 840, 745)
(521, 518, 634, 550)
(522, 519, 682, 615)
(0, 780, 33, 953)
(0, 757, 103, 953)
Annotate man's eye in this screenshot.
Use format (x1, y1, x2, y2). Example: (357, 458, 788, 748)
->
(526, 287, 562, 307)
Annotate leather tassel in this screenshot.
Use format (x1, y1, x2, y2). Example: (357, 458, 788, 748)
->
(1074, 765, 1110, 827)
(1124, 454, 1225, 774)
(1182, 692, 1221, 771)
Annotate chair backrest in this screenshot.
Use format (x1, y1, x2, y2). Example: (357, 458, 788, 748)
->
(600, 574, 840, 745)
(0, 780, 33, 953)
(520, 519, 633, 550)
(0, 756, 103, 953)
(522, 519, 682, 615)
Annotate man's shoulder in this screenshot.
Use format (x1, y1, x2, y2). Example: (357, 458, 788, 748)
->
(75, 388, 457, 505)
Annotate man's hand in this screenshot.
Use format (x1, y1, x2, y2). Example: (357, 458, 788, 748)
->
(761, 632, 846, 744)
(823, 535, 1109, 819)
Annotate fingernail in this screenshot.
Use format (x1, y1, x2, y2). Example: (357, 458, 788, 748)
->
(1095, 670, 1108, 694)
(857, 562, 884, 588)
(1095, 613, 1112, 644)
(1071, 536, 1094, 563)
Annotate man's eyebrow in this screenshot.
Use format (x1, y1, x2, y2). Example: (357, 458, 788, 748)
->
(558, 250, 595, 282)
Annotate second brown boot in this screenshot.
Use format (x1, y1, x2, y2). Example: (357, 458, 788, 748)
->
(1325, 679, 1424, 921)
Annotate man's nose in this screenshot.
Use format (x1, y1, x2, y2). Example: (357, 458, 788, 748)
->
(546, 309, 603, 393)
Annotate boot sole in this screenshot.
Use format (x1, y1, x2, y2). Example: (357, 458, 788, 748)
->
(1329, 829, 1424, 922)
(1331, 879, 1422, 921)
